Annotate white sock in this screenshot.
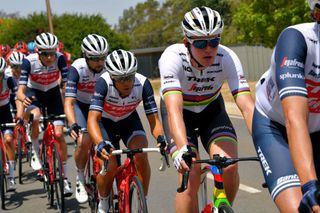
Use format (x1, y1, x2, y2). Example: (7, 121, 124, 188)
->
(98, 196, 110, 213)
(63, 161, 68, 180)
(31, 138, 40, 154)
(76, 168, 85, 183)
(8, 160, 15, 178)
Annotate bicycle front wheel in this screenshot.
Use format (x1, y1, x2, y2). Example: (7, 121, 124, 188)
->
(129, 176, 147, 213)
(218, 203, 234, 213)
(52, 142, 65, 213)
(0, 149, 5, 210)
(16, 134, 23, 184)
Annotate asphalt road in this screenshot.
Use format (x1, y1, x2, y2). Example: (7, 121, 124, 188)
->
(1, 109, 278, 213)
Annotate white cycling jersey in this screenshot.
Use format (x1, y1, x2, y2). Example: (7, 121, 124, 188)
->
(19, 52, 68, 91)
(90, 72, 158, 122)
(65, 58, 106, 104)
(159, 43, 250, 113)
(0, 73, 17, 106)
(255, 22, 320, 133)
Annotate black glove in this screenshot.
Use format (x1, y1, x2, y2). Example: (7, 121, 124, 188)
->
(68, 123, 81, 137)
(299, 180, 320, 213)
(95, 140, 114, 159)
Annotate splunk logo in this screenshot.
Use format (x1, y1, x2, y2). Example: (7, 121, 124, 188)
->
(279, 72, 304, 80)
(280, 56, 304, 69)
(257, 146, 272, 176)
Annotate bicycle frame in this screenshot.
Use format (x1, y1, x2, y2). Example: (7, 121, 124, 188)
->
(178, 153, 260, 213)
(100, 147, 168, 213)
(0, 123, 16, 175)
(41, 119, 64, 185)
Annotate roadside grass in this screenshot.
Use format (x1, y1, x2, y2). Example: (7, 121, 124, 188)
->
(150, 78, 257, 102)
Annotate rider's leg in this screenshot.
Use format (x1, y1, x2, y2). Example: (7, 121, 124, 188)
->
(209, 140, 239, 203)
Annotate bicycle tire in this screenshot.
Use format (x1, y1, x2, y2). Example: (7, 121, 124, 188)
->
(16, 132, 23, 184)
(129, 176, 148, 213)
(218, 203, 234, 213)
(0, 149, 5, 210)
(52, 142, 65, 213)
(41, 141, 51, 203)
(86, 149, 98, 213)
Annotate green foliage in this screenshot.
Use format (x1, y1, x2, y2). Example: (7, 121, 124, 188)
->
(0, 12, 130, 60)
(232, 0, 311, 47)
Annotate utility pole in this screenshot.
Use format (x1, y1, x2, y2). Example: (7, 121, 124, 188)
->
(45, 0, 54, 33)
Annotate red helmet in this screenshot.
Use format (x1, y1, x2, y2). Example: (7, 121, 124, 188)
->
(0, 44, 11, 57)
(14, 41, 28, 55)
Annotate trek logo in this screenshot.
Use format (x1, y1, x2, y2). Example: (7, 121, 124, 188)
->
(183, 65, 193, 73)
(280, 56, 304, 69)
(77, 81, 96, 93)
(257, 146, 272, 176)
(187, 76, 215, 82)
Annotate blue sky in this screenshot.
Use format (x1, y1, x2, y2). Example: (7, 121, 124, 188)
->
(0, 0, 165, 26)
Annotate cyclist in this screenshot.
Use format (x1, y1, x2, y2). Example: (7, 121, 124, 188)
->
(159, 6, 254, 212)
(252, 0, 320, 212)
(0, 57, 18, 191)
(15, 32, 73, 196)
(13, 41, 29, 55)
(0, 44, 11, 58)
(87, 49, 167, 212)
(57, 41, 72, 68)
(65, 34, 108, 203)
(5, 51, 25, 112)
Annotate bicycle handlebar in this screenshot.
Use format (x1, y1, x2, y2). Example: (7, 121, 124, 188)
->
(99, 147, 170, 176)
(40, 114, 66, 122)
(0, 123, 16, 129)
(177, 154, 260, 193)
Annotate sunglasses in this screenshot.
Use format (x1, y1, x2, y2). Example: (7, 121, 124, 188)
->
(188, 37, 220, 49)
(11, 64, 22, 69)
(87, 56, 107, 62)
(112, 74, 135, 83)
(39, 51, 56, 57)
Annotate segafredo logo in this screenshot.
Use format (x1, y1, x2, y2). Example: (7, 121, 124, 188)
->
(280, 56, 304, 69)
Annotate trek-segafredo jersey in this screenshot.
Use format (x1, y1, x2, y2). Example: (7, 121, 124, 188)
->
(255, 22, 320, 133)
(0, 73, 17, 106)
(90, 72, 158, 122)
(159, 43, 250, 113)
(19, 52, 68, 91)
(65, 58, 106, 104)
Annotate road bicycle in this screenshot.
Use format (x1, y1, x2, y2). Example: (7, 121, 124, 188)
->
(178, 149, 259, 213)
(0, 122, 16, 210)
(97, 143, 169, 213)
(13, 114, 33, 184)
(39, 114, 67, 213)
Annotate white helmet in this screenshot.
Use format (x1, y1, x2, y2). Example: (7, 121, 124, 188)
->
(35, 32, 59, 50)
(81, 34, 109, 57)
(9, 51, 25, 65)
(0, 57, 7, 73)
(105, 49, 137, 77)
(308, 0, 320, 9)
(182, 6, 224, 37)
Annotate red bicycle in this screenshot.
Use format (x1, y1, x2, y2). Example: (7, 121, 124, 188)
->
(39, 114, 66, 213)
(13, 114, 33, 184)
(99, 145, 169, 213)
(0, 122, 15, 210)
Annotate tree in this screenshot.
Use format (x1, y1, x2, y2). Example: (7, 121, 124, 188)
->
(116, 0, 234, 49)
(0, 13, 130, 60)
(232, 0, 311, 47)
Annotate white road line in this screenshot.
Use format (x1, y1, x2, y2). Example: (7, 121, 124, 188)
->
(206, 174, 261, 194)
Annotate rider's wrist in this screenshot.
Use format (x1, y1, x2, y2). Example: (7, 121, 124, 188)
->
(301, 180, 319, 194)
